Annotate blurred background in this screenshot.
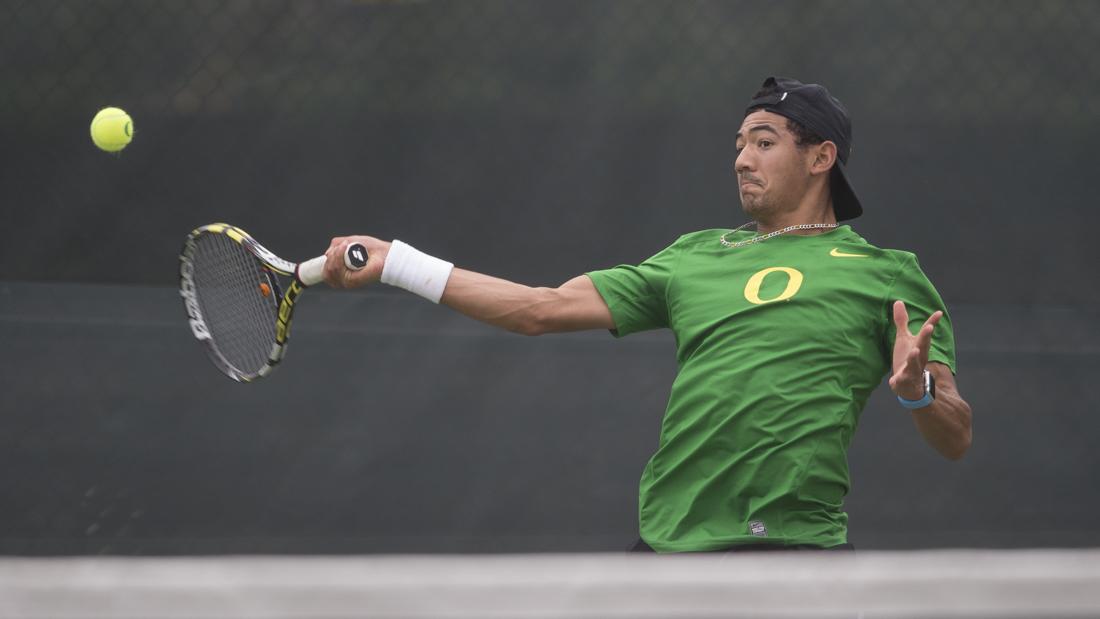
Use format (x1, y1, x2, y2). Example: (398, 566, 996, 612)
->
(0, 0, 1097, 554)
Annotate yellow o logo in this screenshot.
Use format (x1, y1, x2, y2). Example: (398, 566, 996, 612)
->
(744, 267, 804, 305)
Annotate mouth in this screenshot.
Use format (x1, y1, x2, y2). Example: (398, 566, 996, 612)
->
(739, 179, 761, 190)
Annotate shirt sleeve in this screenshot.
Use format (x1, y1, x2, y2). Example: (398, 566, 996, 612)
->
(884, 253, 958, 374)
(585, 238, 681, 338)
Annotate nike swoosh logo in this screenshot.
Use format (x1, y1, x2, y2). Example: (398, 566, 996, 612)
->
(830, 248, 869, 258)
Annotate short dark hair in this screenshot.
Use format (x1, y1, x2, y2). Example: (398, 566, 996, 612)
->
(747, 83, 825, 149)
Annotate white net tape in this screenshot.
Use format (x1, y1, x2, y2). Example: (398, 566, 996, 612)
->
(1, 550, 1098, 618)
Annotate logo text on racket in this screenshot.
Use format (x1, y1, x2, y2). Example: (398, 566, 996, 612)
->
(275, 279, 305, 344)
(179, 252, 211, 341)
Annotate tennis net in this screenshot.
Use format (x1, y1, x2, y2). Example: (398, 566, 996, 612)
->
(1, 549, 1098, 618)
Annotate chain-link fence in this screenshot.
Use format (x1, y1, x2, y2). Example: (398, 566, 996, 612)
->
(2, 0, 1099, 304)
(5, 1, 1100, 125)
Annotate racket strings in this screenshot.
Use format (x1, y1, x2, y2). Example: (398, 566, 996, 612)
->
(191, 233, 280, 377)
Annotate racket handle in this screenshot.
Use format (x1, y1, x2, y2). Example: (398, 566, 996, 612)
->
(296, 243, 369, 287)
(296, 256, 327, 287)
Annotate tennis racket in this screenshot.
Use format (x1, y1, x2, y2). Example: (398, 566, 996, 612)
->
(179, 223, 368, 382)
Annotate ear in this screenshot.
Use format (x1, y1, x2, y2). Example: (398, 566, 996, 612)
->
(808, 141, 838, 177)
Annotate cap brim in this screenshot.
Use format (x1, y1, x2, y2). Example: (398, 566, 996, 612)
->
(831, 160, 863, 221)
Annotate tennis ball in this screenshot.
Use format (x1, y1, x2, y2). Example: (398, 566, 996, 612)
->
(90, 107, 133, 152)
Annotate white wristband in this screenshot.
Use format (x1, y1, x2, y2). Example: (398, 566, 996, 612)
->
(380, 239, 454, 304)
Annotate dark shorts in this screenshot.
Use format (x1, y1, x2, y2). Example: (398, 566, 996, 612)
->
(629, 538, 855, 553)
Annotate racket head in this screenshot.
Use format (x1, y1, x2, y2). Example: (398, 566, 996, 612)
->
(179, 223, 303, 382)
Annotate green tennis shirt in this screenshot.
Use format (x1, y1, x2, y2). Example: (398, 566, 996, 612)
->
(586, 225, 955, 552)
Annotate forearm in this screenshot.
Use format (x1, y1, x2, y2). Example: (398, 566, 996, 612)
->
(439, 268, 555, 335)
(320, 236, 612, 335)
(910, 389, 972, 460)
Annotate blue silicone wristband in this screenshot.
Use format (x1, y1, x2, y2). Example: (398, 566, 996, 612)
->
(898, 369, 935, 410)
(898, 391, 934, 410)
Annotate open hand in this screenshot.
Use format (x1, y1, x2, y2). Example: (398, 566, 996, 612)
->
(889, 300, 942, 401)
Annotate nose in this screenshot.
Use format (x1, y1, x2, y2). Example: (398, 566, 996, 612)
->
(734, 148, 753, 176)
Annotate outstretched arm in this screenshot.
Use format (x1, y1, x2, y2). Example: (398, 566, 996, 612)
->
(321, 235, 614, 336)
(889, 300, 973, 460)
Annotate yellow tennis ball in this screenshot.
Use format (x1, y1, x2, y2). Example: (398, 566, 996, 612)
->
(90, 107, 133, 152)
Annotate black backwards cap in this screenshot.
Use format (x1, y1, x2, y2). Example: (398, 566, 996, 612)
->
(745, 77, 863, 221)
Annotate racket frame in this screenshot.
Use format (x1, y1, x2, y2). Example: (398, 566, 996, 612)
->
(179, 223, 311, 382)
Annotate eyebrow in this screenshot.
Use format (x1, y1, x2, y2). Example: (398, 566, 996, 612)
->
(734, 124, 781, 142)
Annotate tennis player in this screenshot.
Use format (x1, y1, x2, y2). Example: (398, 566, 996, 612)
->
(322, 77, 973, 553)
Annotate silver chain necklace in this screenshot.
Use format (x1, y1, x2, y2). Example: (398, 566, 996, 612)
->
(720, 221, 839, 248)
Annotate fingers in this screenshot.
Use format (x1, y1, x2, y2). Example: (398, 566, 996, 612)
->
(323, 237, 362, 289)
(895, 302, 945, 336)
(892, 347, 921, 378)
(334, 239, 359, 288)
(915, 319, 936, 352)
(890, 302, 946, 399)
(321, 236, 386, 289)
(905, 346, 922, 375)
(923, 310, 943, 330)
(889, 347, 925, 399)
(339, 240, 365, 288)
(322, 240, 344, 288)
(892, 300, 909, 334)
(914, 311, 941, 366)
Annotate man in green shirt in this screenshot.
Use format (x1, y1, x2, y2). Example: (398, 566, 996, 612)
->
(320, 76, 973, 552)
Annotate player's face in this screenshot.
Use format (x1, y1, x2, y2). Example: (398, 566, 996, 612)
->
(734, 111, 815, 219)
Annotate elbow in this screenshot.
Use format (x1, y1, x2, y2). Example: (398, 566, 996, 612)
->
(942, 432, 971, 461)
(513, 318, 546, 337)
(502, 310, 544, 336)
(512, 287, 556, 337)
